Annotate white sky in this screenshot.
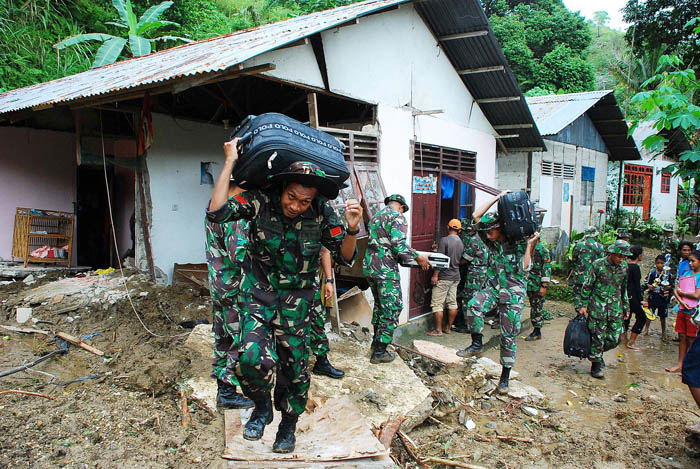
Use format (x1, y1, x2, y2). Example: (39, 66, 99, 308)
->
(562, 0, 631, 31)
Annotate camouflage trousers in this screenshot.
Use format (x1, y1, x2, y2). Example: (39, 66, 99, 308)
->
(211, 300, 241, 387)
(466, 285, 524, 367)
(309, 288, 329, 356)
(368, 277, 402, 345)
(527, 290, 546, 329)
(586, 306, 623, 363)
(572, 282, 584, 312)
(235, 289, 313, 416)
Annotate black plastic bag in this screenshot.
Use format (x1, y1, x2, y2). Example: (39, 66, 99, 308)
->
(563, 314, 591, 359)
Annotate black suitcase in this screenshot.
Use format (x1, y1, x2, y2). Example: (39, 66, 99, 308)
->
(229, 113, 349, 190)
(563, 314, 591, 359)
(498, 191, 538, 241)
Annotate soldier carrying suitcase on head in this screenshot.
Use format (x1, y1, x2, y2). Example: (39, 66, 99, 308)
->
(363, 194, 430, 363)
(207, 138, 362, 453)
(457, 191, 540, 393)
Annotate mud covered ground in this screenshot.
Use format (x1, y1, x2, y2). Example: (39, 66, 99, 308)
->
(1, 260, 699, 468)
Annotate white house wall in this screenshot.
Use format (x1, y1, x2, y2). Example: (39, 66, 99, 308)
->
(243, 41, 325, 89)
(650, 159, 678, 222)
(573, 146, 608, 231)
(495, 151, 528, 193)
(147, 113, 230, 283)
(320, 5, 495, 135)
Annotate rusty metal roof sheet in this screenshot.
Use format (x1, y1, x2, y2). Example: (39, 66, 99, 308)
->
(0, 0, 543, 151)
(526, 90, 641, 161)
(0, 0, 409, 115)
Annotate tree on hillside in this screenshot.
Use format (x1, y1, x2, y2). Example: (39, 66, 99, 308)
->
(485, 0, 594, 93)
(593, 10, 610, 37)
(622, 0, 700, 68)
(54, 0, 191, 68)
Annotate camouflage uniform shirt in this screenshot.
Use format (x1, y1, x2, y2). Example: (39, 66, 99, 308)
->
(571, 237, 605, 285)
(527, 243, 552, 292)
(580, 257, 629, 315)
(363, 206, 418, 280)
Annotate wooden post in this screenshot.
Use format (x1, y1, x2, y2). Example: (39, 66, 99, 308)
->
(307, 92, 319, 128)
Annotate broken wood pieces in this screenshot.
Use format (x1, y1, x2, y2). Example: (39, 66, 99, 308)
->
(378, 416, 405, 449)
(56, 332, 104, 357)
(0, 389, 56, 400)
(423, 457, 487, 469)
(0, 324, 49, 335)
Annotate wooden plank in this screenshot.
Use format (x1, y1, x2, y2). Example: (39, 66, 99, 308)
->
(0, 325, 49, 335)
(457, 65, 504, 75)
(307, 93, 319, 129)
(438, 30, 488, 41)
(476, 96, 521, 104)
(224, 410, 242, 452)
(56, 332, 105, 357)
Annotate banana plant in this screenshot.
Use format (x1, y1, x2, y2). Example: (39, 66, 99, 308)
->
(54, 0, 191, 69)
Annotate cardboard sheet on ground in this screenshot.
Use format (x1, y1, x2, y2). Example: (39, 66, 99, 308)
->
(222, 396, 388, 463)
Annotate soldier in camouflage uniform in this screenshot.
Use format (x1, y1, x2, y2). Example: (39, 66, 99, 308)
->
(616, 228, 631, 242)
(660, 223, 680, 272)
(571, 226, 605, 312)
(363, 194, 430, 363)
(524, 238, 551, 341)
(457, 191, 539, 394)
(308, 248, 345, 379)
(459, 221, 493, 330)
(206, 202, 253, 409)
(208, 141, 362, 453)
(579, 240, 631, 379)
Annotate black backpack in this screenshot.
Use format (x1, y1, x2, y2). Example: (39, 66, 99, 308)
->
(498, 191, 538, 241)
(563, 314, 591, 359)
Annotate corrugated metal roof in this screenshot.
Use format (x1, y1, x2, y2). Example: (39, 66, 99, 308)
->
(526, 90, 641, 161)
(0, 0, 544, 151)
(526, 90, 611, 136)
(0, 0, 409, 115)
(414, 0, 545, 150)
(632, 121, 691, 161)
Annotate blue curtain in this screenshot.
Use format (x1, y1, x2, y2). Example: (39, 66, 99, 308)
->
(441, 175, 455, 199)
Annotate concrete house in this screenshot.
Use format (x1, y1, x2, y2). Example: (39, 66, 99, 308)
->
(497, 90, 641, 237)
(0, 0, 542, 325)
(616, 121, 690, 223)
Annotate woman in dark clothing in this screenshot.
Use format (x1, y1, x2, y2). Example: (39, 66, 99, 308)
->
(626, 245, 646, 350)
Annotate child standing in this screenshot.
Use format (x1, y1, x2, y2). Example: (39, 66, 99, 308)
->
(666, 250, 700, 373)
(645, 254, 674, 339)
(626, 246, 646, 350)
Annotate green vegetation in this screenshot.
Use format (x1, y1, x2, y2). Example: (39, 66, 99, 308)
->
(0, 0, 363, 92)
(54, 1, 191, 69)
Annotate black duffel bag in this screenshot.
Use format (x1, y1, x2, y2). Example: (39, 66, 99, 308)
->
(229, 113, 350, 191)
(563, 314, 591, 359)
(498, 190, 538, 241)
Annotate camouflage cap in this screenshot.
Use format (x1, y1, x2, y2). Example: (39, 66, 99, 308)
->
(662, 222, 674, 232)
(607, 239, 632, 256)
(267, 161, 340, 199)
(384, 194, 409, 212)
(616, 228, 631, 239)
(585, 226, 599, 237)
(477, 212, 501, 231)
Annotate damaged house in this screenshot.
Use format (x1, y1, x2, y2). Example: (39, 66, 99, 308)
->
(0, 0, 542, 326)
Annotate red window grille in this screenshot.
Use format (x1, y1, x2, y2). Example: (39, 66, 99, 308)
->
(661, 172, 671, 193)
(623, 164, 652, 206)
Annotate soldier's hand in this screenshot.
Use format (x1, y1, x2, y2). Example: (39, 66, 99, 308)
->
(528, 232, 540, 245)
(431, 274, 439, 286)
(324, 281, 334, 300)
(579, 307, 587, 317)
(344, 198, 363, 231)
(224, 137, 240, 166)
(417, 254, 431, 270)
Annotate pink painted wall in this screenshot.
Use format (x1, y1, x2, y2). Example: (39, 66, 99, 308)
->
(0, 126, 77, 264)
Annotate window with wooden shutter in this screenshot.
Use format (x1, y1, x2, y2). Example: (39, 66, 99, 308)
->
(661, 172, 671, 193)
(413, 142, 476, 173)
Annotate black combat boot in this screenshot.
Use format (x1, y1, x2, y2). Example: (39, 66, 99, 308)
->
(497, 366, 511, 394)
(242, 395, 273, 441)
(524, 328, 541, 341)
(600, 358, 606, 368)
(312, 354, 345, 379)
(216, 380, 254, 409)
(456, 333, 483, 357)
(272, 412, 299, 453)
(590, 361, 604, 379)
(370, 342, 396, 364)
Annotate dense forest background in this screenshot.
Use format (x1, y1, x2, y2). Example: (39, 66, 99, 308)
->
(1, 0, 698, 119)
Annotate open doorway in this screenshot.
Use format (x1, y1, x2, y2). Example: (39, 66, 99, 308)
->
(76, 166, 112, 268)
